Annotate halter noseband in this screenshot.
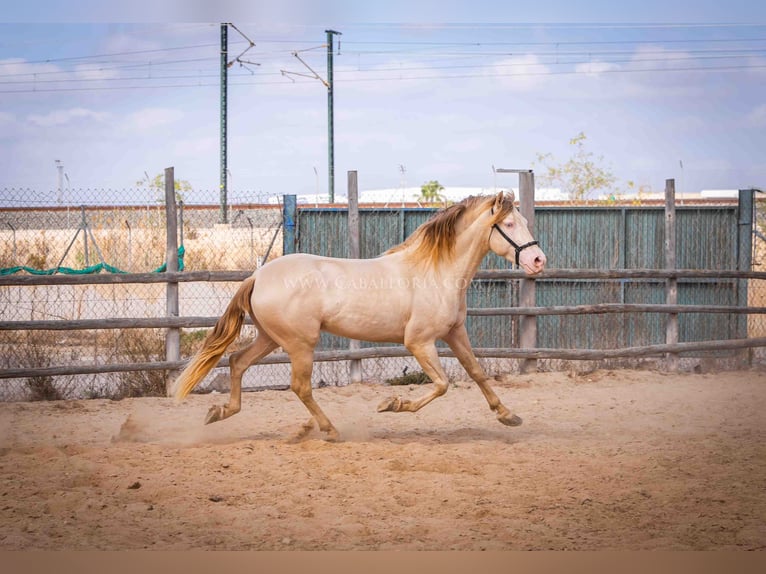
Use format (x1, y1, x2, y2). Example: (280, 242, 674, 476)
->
(490, 207, 539, 266)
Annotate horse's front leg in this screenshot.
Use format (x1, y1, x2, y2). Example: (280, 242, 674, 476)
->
(443, 323, 522, 427)
(377, 341, 450, 414)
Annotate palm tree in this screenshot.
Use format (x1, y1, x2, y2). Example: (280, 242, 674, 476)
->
(417, 180, 446, 205)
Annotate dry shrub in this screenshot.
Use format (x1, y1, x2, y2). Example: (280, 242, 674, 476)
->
(10, 332, 66, 401)
(112, 329, 168, 398)
(181, 329, 208, 356)
(386, 368, 431, 386)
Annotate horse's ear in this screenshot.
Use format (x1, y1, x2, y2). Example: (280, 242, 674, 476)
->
(492, 191, 504, 213)
(505, 188, 516, 203)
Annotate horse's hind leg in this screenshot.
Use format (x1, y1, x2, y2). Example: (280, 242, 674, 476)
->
(205, 332, 278, 425)
(443, 324, 522, 426)
(288, 346, 340, 442)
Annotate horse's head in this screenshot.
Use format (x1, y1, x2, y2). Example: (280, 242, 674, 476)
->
(487, 191, 547, 275)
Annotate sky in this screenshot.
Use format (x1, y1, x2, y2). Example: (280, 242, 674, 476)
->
(1, 1, 765, 206)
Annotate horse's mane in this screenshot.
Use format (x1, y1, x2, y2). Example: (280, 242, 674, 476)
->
(385, 193, 516, 267)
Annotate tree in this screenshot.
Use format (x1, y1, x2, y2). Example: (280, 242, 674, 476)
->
(416, 180, 446, 205)
(136, 172, 193, 204)
(533, 132, 617, 202)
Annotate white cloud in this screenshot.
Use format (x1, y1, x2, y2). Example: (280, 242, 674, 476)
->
(574, 60, 621, 77)
(122, 107, 184, 132)
(487, 54, 552, 91)
(0, 57, 60, 77)
(73, 64, 120, 81)
(27, 107, 109, 127)
(174, 135, 217, 157)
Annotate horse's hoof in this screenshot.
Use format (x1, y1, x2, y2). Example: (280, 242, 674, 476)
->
(324, 428, 341, 442)
(204, 405, 224, 425)
(498, 413, 523, 427)
(377, 396, 402, 412)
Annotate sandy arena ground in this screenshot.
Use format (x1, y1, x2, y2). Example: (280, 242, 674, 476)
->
(0, 368, 765, 550)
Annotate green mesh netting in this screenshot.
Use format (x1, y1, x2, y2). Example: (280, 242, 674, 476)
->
(0, 246, 184, 276)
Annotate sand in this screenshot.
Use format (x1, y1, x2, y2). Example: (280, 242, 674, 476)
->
(1, 368, 765, 550)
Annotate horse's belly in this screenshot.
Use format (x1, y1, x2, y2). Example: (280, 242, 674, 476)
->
(321, 305, 406, 343)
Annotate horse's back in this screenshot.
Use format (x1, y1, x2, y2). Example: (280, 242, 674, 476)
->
(250, 252, 412, 344)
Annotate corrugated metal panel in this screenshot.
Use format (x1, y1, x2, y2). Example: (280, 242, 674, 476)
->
(297, 209, 348, 258)
(535, 208, 623, 268)
(678, 280, 738, 345)
(624, 281, 665, 346)
(624, 209, 664, 268)
(537, 280, 624, 349)
(677, 208, 737, 270)
(295, 203, 741, 353)
(464, 280, 517, 348)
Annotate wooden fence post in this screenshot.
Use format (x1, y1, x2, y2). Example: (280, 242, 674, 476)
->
(518, 170, 537, 373)
(164, 167, 180, 377)
(665, 178, 678, 371)
(347, 171, 363, 384)
(283, 194, 297, 255)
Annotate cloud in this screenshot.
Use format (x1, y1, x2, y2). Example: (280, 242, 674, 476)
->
(574, 60, 621, 76)
(174, 135, 217, 157)
(486, 54, 552, 92)
(0, 57, 60, 76)
(123, 107, 184, 132)
(73, 64, 120, 81)
(27, 108, 109, 127)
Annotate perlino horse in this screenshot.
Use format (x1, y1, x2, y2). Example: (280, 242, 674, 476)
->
(170, 191, 546, 441)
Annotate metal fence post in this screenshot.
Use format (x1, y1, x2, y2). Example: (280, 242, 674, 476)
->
(283, 194, 297, 255)
(80, 206, 89, 266)
(738, 188, 754, 365)
(347, 171, 362, 384)
(164, 167, 180, 381)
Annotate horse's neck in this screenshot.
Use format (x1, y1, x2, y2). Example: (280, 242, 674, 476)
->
(441, 220, 490, 284)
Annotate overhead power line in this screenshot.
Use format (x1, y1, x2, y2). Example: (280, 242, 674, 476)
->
(2, 60, 765, 94)
(3, 23, 766, 94)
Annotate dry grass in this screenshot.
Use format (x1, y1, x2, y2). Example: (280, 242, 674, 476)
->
(0, 214, 282, 273)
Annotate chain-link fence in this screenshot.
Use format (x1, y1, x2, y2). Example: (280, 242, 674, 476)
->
(1, 187, 764, 401)
(0, 186, 283, 400)
(750, 192, 766, 352)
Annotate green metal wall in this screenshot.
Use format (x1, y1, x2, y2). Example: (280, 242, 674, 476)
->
(295, 203, 742, 353)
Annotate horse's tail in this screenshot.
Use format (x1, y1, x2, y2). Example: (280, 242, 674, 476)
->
(170, 275, 256, 400)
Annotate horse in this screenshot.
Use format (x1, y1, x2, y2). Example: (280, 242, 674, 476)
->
(170, 190, 547, 441)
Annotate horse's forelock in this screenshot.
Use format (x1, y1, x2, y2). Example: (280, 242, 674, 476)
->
(489, 192, 516, 225)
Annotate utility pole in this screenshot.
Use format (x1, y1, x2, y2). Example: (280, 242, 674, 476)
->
(281, 30, 341, 202)
(219, 23, 257, 224)
(219, 23, 228, 224)
(326, 29, 341, 203)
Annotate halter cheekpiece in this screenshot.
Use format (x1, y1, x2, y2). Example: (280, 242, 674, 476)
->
(490, 206, 539, 266)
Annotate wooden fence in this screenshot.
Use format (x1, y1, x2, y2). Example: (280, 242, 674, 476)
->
(1, 267, 765, 380)
(1, 171, 764, 383)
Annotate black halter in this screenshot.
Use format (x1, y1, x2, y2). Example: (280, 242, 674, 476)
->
(490, 207, 539, 266)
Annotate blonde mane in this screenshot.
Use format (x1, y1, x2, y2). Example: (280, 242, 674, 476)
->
(385, 193, 516, 267)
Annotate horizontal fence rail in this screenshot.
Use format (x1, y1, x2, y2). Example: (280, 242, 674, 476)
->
(3, 338, 765, 381)
(3, 303, 766, 332)
(1, 268, 765, 381)
(3, 268, 766, 287)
